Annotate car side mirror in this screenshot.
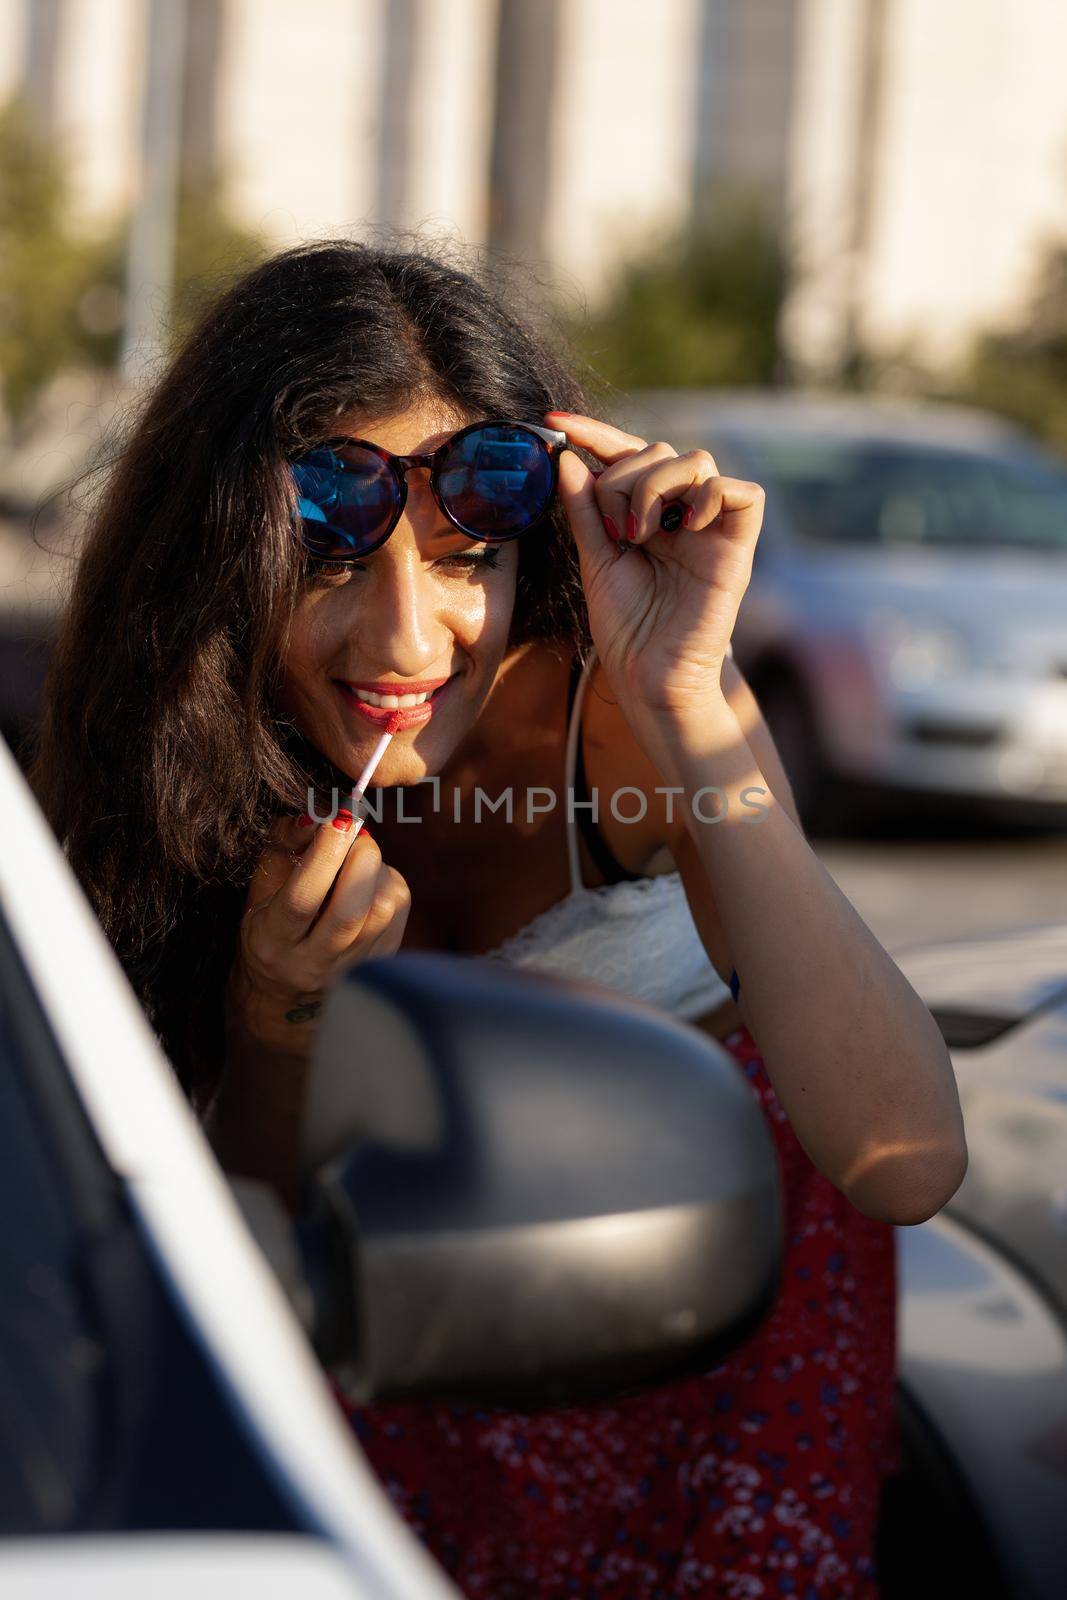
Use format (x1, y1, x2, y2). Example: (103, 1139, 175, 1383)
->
(294, 953, 782, 1409)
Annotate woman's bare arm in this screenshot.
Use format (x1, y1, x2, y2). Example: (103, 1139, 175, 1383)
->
(656, 694, 966, 1227)
(586, 653, 965, 1226)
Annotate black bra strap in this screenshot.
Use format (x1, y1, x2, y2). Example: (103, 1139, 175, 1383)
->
(566, 650, 643, 885)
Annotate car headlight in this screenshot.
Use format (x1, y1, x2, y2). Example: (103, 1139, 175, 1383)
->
(865, 609, 973, 689)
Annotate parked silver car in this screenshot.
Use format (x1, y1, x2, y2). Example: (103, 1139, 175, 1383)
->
(886, 920, 1067, 1599)
(624, 390, 1067, 828)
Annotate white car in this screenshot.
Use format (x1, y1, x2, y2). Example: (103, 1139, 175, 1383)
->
(1, 732, 1065, 1598)
(624, 389, 1067, 830)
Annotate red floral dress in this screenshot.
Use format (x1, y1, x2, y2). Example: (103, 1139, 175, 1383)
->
(330, 1024, 900, 1598)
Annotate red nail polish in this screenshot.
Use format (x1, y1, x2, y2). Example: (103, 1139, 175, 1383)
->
(683, 505, 695, 527)
(627, 511, 638, 541)
(332, 809, 353, 832)
(603, 515, 620, 542)
(297, 812, 314, 828)
(546, 410, 571, 419)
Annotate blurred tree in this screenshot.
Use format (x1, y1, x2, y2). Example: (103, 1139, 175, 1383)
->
(948, 238, 1067, 457)
(0, 92, 265, 428)
(0, 96, 99, 425)
(77, 167, 268, 371)
(564, 203, 788, 392)
(168, 172, 268, 340)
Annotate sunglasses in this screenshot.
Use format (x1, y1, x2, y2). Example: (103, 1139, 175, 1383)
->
(289, 418, 567, 563)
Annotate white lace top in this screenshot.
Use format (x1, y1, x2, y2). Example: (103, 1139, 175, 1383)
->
(483, 644, 732, 1021)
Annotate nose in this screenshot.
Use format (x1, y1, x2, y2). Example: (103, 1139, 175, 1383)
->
(351, 490, 454, 675)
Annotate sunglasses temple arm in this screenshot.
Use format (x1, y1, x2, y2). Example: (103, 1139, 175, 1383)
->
(525, 424, 568, 449)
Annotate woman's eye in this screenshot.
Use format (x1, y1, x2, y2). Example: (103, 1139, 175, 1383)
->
(437, 548, 502, 572)
(306, 547, 502, 580)
(307, 558, 353, 583)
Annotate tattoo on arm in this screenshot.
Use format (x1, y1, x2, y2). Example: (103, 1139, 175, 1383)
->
(284, 999, 322, 1024)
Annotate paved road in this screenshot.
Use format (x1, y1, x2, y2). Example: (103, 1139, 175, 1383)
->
(816, 820, 1067, 956)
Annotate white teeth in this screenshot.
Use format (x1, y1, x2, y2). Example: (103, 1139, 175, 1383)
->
(349, 687, 432, 708)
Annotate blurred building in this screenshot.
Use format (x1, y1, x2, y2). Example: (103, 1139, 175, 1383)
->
(0, 0, 709, 305)
(3, 0, 1067, 379)
(783, 0, 1067, 377)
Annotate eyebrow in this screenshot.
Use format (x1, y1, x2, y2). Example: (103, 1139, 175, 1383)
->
(333, 421, 471, 454)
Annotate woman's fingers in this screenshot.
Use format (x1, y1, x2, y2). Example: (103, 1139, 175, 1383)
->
(231, 805, 413, 1038)
(556, 436, 684, 561)
(242, 809, 400, 974)
(266, 810, 412, 968)
(268, 811, 372, 942)
(307, 838, 412, 965)
(244, 813, 315, 915)
(556, 450, 619, 569)
(547, 406, 652, 553)
(627, 449, 721, 541)
(629, 466, 766, 552)
(545, 410, 650, 465)
(548, 413, 724, 546)
(595, 440, 678, 542)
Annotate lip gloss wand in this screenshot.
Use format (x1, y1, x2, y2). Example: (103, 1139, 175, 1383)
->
(348, 710, 403, 836)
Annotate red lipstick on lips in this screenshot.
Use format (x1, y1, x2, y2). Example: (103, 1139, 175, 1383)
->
(344, 678, 451, 694)
(334, 674, 457, 730)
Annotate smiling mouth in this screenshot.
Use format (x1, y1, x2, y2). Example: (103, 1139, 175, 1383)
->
(335, 677, 454, 708)
(333, 675, 458, 725)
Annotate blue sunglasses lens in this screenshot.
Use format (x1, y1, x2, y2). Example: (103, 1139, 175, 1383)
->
(290, 424, 554, 559)
(290, 445, 397, 559)
(438, 423, 554, 537)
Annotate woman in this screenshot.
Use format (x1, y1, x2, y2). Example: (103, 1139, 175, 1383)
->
(29, 240, 966, 1598)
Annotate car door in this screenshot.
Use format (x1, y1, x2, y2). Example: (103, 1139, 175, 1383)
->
(0, 731, 459, 1597)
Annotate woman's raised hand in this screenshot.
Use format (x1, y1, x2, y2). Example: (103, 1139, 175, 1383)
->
(547, 410, 765, 728)
(225, 808, 412, 1061)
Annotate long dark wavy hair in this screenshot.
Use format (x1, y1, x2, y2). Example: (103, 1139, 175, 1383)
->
(27, 238, 598, 1114)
